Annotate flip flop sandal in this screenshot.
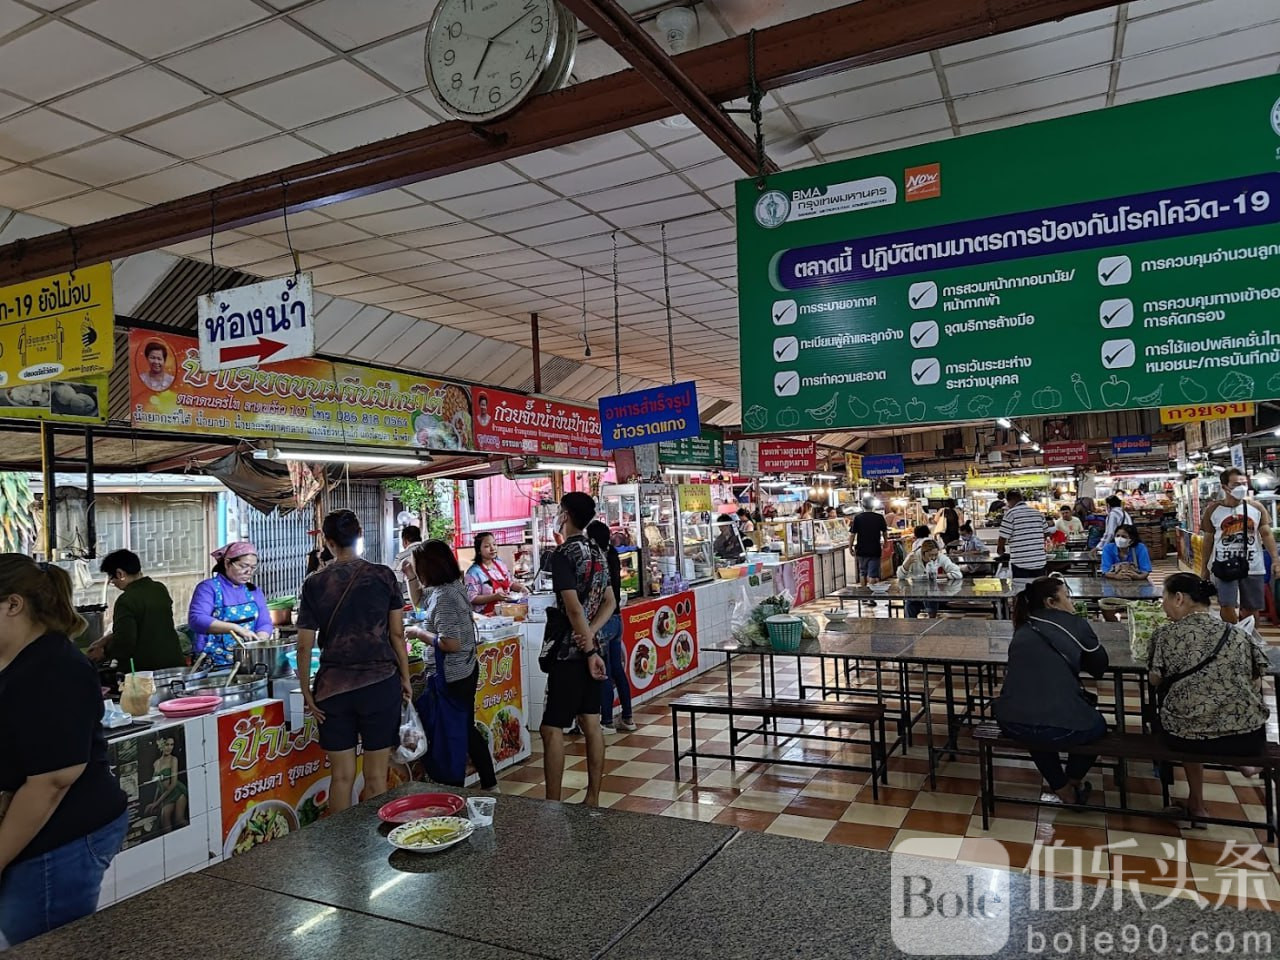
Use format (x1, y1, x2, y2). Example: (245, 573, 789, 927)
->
(1163, 802, 1208, 829)
(1074, 781, 1093, 806)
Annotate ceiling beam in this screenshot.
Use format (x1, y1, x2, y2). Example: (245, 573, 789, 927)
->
(0, 0, 1123, 284)
(558, 0, 778, 178)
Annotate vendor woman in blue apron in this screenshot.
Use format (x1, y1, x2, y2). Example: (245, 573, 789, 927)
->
(187, 541, 273, 666)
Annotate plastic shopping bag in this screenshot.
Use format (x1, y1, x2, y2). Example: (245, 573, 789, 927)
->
(394, 701, 428, 763)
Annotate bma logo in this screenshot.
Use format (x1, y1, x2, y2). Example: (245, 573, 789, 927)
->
(892, 839, 1009, 955)
(1271, 95, 1280, 137)
(905, 163, 941, 202)
(753, 190, 790, 228)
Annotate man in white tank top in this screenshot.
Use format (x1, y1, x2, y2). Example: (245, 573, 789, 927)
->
(1199, 467, 1279, 623)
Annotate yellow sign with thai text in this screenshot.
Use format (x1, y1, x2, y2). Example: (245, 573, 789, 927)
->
(677, 484, 713, 513)
(966, 474, 1050, 490)
(1159, 402, 1254, 425)
(0, 262, 113, 386)
(845, 453, 862, 484)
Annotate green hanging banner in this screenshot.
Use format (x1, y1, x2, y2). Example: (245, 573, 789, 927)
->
(736, 75, 1280, 435)
(658, 425, 724, 469)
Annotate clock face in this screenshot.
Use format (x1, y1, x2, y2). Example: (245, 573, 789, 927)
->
(426, 0, 560, 122)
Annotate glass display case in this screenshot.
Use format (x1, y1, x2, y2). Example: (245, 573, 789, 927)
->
(600, 483, 681, 597)
(755, 519, 815, 559)
(674, 487, 715, 585)
(814, 519, 850, 552)
(530, 502, 561, 592)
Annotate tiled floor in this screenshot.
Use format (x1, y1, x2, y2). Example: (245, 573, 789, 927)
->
(498, 559, 1280, 909)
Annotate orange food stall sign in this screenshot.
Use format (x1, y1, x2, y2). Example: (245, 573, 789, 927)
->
(475, 636, 528, 769)
(620, 591, 698, 704)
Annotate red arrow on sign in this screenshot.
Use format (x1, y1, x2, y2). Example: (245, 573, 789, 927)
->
(219, 338, 287, 364)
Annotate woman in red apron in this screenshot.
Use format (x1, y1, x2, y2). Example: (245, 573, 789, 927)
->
(464, 532, 515, 616)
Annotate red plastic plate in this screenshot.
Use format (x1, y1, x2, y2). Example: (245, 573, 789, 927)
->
(157, 695, 223, 717)
(378, 792, 465, 824)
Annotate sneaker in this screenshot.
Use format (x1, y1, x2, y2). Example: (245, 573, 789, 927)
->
(617, 717, 639, 732)
(601, 721, 615, 733)
(566, 722, 580, 735)
(865, 599, 878, 607)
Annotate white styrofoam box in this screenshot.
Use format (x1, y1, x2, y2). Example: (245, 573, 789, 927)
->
(163, 815, 210, 879)
(184, 764, 208, 819)
(97, 862, 116, 910)
(113, 837, 165, 900)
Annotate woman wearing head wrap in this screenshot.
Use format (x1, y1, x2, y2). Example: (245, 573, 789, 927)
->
(186, 542, 273, 666)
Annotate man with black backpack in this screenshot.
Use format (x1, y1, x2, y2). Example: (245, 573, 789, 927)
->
(539, 492, 616, 806)
(1200, 468, 1280, 624)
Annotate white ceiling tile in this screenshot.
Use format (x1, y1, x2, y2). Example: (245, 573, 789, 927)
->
(0, 22, 140, 101)
(1115, 56, 1277, 104)
(509, 215, 612, 247)
(162, 21, 332, 93)
(777, 54, 936, 105)
(348, 250, 432, 272)
(478, 199, 589, 234)
(29, 189, 143, 225)
(288, 0, 429, 51)
(299, 98, 436, 152)
(347, 203, 456, 235)
(132, 102, 279, 158)
(320, 276, 398, 296)
(351, 28, 429, 92)
(39, 138, 172, 185)
(70, 0, 263, 58)
(655, 134, 723, 169)
(945, 29, 1114, 96)
(405, 164, 528, 200)
(680, 157, 739, 191)
(952, 66, 1111, 124)
(392, 221, 490, 247)
(543, 151, 670, 196)
(270, 222, 368, 251)
(361, 283, 423, 304)
(233, 61, 397, 128)
(112, 164, 230, 202)
(437, 182, 558, 220)
(51, 67, 206, 132)
(200, 135, 326, 180)
(0, 108, 99, 163)
(0, 0, 39, 38)
(961, 96, 1108, 135)
(793, 72, 945, 123)
(0, 167, 84, 206)
(319, 188, 422, 219)
(940, 8, 1118, 64)
(314, 237, 405, 259)
(1119, 23, 1280, 88)
(15, 0, 76, 8)
(510, 132, 644, 179)
(1125, 0, 1277, 57)
(585, 176, 696, 212)
(1127, 0, 1209, 15)
(385, 262, 467, 283)
(213, 237, 288, 267)
(310, 263, 363, 284)
(603, 194, 714, 229)
(798, 103, 952, 155)
(422, 235, 520, 259)
(628, 119, 705, 148)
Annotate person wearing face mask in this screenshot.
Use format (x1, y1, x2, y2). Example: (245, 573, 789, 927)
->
(186, 542, 273, 667)
(897, 538, 962, 619)
(994, 577, 1108, 805)
(1200, 468, 1280, 624)
(1099, 523, 1152, 621)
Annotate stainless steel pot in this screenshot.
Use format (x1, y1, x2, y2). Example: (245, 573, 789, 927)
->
(145, 665, 214, 709)
(170, 669, 271, 711)
(234, 639, 298, 680)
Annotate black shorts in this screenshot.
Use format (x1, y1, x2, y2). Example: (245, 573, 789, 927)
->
(1163, 728, 1267, 758)
(316, 672, 401, 753)
(543, 658, 601, 729)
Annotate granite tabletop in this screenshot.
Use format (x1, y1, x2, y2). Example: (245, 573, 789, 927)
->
(206, 783, 736, 959)
(6, 873, 540, 960)
(603, 831, 1280, 960)
(838, 578, 1016, 601)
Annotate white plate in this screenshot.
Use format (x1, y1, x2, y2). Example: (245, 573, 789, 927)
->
(651, 606, 676, 646)
(825, 609, 849, 621)
(387, 816, 475, 854)
(629, 637, 657, 690)
(671, 630, 694, 671)
(223, 799, 299, 859)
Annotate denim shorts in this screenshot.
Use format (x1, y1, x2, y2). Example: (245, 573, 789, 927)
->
(1213, 574, 1265, 611)
(0, 809, 127, 948)
(856, 555, 881, 580)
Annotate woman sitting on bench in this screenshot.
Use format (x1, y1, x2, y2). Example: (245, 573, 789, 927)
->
(1147, 573, 1269, 822)
(994, 577, 1109, 805)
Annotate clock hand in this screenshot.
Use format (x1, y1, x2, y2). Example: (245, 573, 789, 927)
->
(490, 7, 536, 43)
(473, 38, 494, 80)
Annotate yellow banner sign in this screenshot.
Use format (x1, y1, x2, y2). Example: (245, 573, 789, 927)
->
(845, 453, 862, 484)
(1159, 402, 1254, 425)
(0, 375, 108, 423)
(677, 484, 713, 513)
(0, 262, 113, 385)
(967, 473, 1050, 490)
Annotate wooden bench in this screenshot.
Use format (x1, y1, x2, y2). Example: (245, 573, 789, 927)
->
(974, 724, 1280, 841)
(670, 693, 889, 801)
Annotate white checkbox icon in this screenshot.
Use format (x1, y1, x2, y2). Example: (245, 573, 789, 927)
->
(911, 358, 940, 386)
(771, 299, 797, 326)
(1101, 339, 1135, 370)
(772, 336, 799, 363)
(774, 371, 800, 396)
(1097, 256, 1131, 286)
(909, 321, 939, 349)
(908, 281, 937, 310)
(1099, 298, 1133, 329)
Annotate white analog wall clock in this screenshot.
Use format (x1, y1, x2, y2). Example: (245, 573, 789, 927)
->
(425, 0, 577, 123)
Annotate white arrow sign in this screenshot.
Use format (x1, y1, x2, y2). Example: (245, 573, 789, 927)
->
(198, 273, 314, 372)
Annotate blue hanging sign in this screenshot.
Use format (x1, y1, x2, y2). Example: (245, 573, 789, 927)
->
(598, 380, 700, 451)
(1111, 435, 1152, 456)
(862, 454, 906, 478)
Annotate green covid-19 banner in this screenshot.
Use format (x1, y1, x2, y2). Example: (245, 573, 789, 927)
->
(736, 75, 1280, 435)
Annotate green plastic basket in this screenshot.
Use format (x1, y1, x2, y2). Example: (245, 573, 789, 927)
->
(766, 615, 803, 652)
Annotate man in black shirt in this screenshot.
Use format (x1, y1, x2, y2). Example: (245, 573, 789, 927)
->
(851, 499, 889, 602)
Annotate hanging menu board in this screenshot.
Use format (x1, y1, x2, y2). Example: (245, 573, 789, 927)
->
(737, 75, 1280, 434)
(658, 426, 724, 468)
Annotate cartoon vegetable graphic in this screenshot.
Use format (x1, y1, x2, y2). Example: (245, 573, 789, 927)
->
(1218, 372, 1254, 401)
(1269, 371, 1280, 393)
(935, 395, 960, 417)
(743, 405, 768, 432)
(1070, 374, 1091, 409)
(1100, 374, 1130, 408)
(1179, 376, 1207, 402)
(847, 395, 869, 418)
(967, 395, 994, 417)
(1131, 385, 1163, 406)
(776, 407, 800, 428)
(873, 397, 902, 423)
(1004, 390, 1022, 417)
(1032, 386, 1062, 410)
(905, 397, 927, 422)
(804, 392, 840, 425)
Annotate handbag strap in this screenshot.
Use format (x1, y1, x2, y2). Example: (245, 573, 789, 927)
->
(325, 564, 361, 638)
(1158, 625, 1233, 695)
(1028, 620, 1092, 694)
